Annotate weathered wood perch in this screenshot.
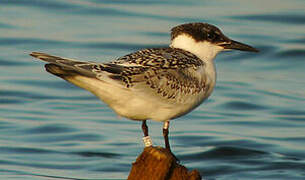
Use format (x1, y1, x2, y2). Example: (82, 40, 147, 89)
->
(128, 146, 201, 180)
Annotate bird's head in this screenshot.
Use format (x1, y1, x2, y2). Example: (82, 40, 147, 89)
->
(170, 23, 258, 61)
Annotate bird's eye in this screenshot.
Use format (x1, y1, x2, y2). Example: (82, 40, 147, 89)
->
(207, 33, 215, 40)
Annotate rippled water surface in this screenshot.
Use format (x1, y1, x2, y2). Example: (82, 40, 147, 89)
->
(1, 0, 305, 179)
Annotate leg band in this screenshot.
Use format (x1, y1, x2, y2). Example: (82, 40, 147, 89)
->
(142, 136, 153, 147)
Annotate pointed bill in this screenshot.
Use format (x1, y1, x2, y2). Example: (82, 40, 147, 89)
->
(220, 40, 259, 52)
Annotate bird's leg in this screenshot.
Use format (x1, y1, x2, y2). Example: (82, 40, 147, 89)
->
(163, 120, 179, 161)
(163, 121, 170, 150)
(142, 120, 152, 147)
(142, 120, 149, 136)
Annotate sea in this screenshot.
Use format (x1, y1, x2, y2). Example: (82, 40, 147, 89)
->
(0, 0, 304, 179)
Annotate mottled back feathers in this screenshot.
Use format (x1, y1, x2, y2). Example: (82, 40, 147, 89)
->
(31, 47, 208, 103)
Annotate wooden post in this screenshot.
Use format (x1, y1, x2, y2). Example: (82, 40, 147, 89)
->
(128, 146, 202, 180)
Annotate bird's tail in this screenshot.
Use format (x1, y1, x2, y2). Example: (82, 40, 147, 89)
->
(30, 52, 96, 78)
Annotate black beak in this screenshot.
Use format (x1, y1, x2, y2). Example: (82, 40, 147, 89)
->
(221, 40, 259, 52)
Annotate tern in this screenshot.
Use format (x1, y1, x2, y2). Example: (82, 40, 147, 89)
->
(30, 22, 258, 157)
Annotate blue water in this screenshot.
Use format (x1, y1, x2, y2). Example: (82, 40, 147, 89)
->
(1, 0, 305, 179)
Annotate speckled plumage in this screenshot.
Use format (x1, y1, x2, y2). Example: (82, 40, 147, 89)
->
(30, 46, 211, 120)
(100, 48, 207, 97)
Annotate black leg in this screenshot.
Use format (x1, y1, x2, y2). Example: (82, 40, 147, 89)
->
(142, 120, 153, 147)
(163, 121, 171, 150)
(142, 120, 149, 137)
(163, 128, 170, 150)
(163, 121, 179, 162)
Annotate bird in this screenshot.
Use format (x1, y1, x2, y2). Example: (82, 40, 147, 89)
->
(30, 22, 258, 158)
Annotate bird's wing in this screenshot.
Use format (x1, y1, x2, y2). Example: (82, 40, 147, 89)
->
(30, 48, 207, 103)
(101, 48, 208, 103)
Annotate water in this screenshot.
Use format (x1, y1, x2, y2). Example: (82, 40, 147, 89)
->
(0, 0, 304, 179)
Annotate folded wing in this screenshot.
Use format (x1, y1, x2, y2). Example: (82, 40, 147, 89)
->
(30, 48, 207, 105)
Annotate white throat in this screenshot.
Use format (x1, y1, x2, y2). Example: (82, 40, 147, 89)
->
(170, 34, 223, 62)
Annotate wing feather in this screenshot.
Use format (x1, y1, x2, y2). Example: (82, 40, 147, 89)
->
(30, 48, 207, 103)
